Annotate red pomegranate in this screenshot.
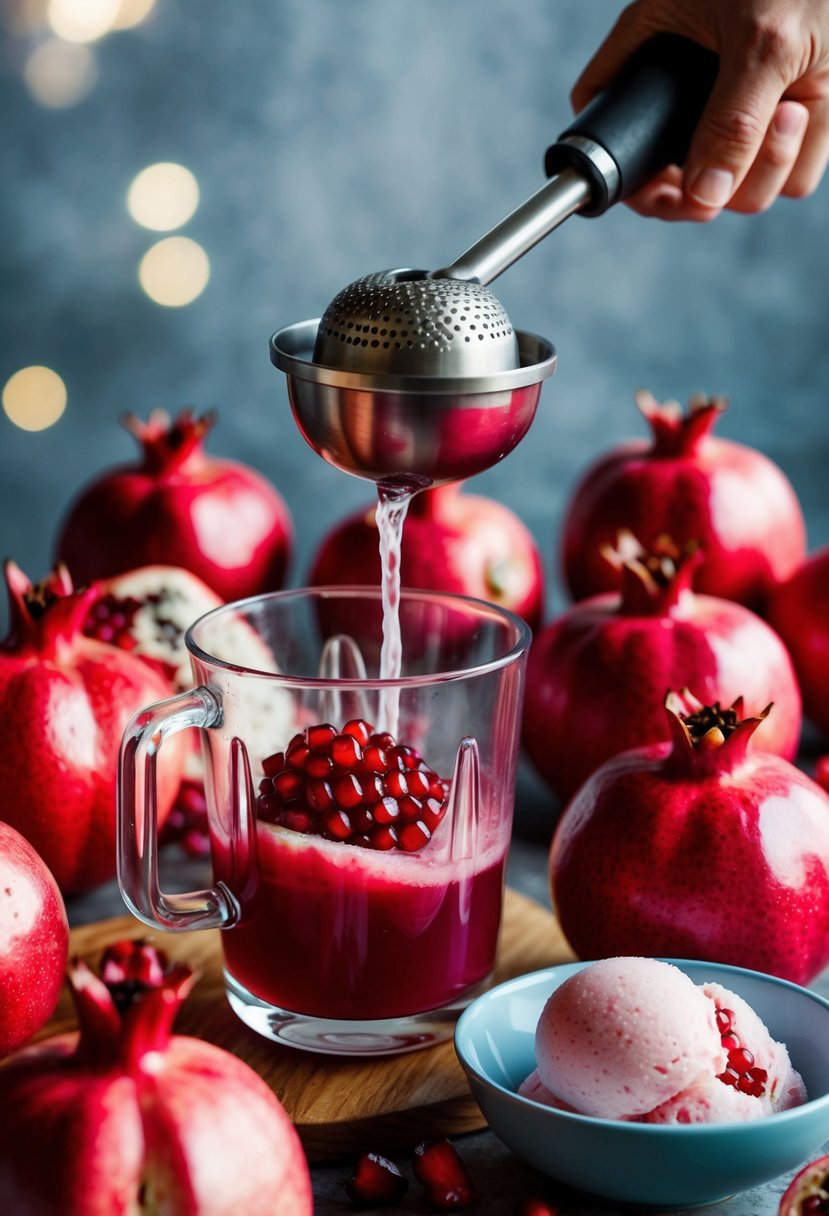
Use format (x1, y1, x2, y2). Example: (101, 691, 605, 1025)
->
(780, 1154, 829, 1216)
(522, 536, 802, 805)
(550, 692, 829, 985)
(766, 545, 829, 740)
(56, 409, 294, 602)
(0, 821, 69, 1058)
(0, 945, 313, 1214)
(560, 391, 806, 610)
(307, 482, 544, 631)
(0, 561, 186, 893)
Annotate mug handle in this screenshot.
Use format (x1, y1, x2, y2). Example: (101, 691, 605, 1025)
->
(118, 686, 240, 932)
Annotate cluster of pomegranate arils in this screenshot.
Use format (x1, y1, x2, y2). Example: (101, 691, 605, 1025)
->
(715, 1006, 768, 1097)
(257, 718, 448, 853)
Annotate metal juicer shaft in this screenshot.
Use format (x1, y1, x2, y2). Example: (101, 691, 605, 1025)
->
(435, 166, 594, 286)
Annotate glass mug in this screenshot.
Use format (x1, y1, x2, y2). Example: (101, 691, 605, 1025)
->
(118, 586, 529, 1056)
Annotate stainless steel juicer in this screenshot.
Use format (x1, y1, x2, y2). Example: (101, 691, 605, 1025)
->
(271, 34, 718, 488)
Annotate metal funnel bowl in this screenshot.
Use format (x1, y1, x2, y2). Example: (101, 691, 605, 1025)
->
(269, 318, 556, 488)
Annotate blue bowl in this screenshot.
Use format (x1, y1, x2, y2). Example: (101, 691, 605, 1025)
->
(455, 959, 829, 1208)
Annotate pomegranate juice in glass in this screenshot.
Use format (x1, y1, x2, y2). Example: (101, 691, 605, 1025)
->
(118, 586, 529, 1055)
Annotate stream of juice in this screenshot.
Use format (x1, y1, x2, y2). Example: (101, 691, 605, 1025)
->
(376, 482, 416, 734)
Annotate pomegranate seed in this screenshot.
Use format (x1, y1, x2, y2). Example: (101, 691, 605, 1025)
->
(369, 825, 398, 850)
(515, 1202, 559, 1216)
(255, 722, 447, 852)
(306, 751, 334, 779)
(728, 1046, 755, 1072)
(386, 770, 408, 799)
(273, 769, 304, 800)
(391, 744, 421, 769)
(398, 795, 423, 822)
(256, 792, 280, 822)
(324, 808, 353, 840)
(333, 773, 364, 808)
(370, 731, 395, 751)
(350, 805, 375, 834)
(718, 1067, 740, 1088)
(361, 744, 388, 773)
(345, 1151, 408, 1207)
(421, 797, 446, 831)
(343, 719, 373, 747)
(716, 1007, 735, 1035)
(406, 769, 431, 798)
(359, 774, 384, 803)
(412, 1139, 476, 1210)
(331, 734, 363, 768)
(286, 739, 310, 768)
(720, 1032, 740, 1051)
(307, 723, 337, 750)
(307, 779, 334, 811)
(261, 751, 284, 777)
(373, 796, 400, 824)
(398, 820, 431, 852)
(281, 809, 313, 833)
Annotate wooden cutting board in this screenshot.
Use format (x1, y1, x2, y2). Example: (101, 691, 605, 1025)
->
(43, 889, 572, 1161)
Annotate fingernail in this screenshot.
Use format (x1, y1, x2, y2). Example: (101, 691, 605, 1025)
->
(773, 103, 807, 137)
(688, 167, 734, 208)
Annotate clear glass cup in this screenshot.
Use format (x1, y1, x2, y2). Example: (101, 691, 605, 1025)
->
(118, 586, 530, 1056)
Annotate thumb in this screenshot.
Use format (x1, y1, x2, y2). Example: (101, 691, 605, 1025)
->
(683, 63, 783, 207)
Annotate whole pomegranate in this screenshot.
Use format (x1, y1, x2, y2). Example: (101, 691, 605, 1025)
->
(0, 821, 69, 1057)
(766, 545, 829, 739)
(522, 537, 802, 804)
(0, 561, 186, 893)
(308, 482, 544, 630)
(0, 944, 313, 1214)
(560, 391, 806, 610)
(550, 693, 829, 985)
(56, 409, 294, 602)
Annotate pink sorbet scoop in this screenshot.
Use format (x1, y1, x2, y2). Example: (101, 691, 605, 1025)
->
(533, 957, 727, 1119)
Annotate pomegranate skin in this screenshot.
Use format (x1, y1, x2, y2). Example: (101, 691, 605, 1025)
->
(0, 960, 313, 1215)
(523, 546, 802, 804)
(0, 821, 69, 1057)
(56, 409, 294, 603)
(779, 1153, 829, 1216)
(0, 562, 186, 894)
(550, 700, 829, 986)
(308, 482, 544, 631)
(766, 546, 829, 739)
(560, 392, 806, 610)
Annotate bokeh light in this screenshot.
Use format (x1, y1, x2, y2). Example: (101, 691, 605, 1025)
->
(127, 162, 200, 231)
(47, 0, 120, 43)
(138, 236, 210, 307)
(2, 366, 67, 432)
(112, 0, 157, 29)
(24, 38, 97, 107)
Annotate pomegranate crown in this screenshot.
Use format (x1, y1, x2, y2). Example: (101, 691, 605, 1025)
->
(664, 689, 771, 773)
(70, 940, 195, 1073)
(635, 388, 727, 457)
(1, 559, 97, 655)
(122, 408, 216, 474)
(600, 530, 702, 615)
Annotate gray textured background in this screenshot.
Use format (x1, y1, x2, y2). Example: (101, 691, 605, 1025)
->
(1, 0, 827, 627)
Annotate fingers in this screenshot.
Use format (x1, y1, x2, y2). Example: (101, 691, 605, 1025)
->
(625, 166, 722, 222)
(727, 100, 809, 212)
(681, 25, 804, 209)
(783, 88, 829, 197)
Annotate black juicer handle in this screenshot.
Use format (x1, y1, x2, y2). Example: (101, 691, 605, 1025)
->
(545, 33, 720, 216)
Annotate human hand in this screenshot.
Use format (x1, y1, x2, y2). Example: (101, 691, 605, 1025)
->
(573, 0, 829, 219)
